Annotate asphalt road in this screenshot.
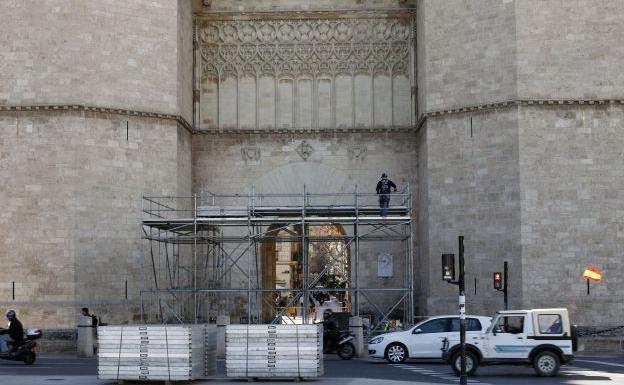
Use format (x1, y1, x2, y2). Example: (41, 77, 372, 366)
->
(0, 354, 622, 385)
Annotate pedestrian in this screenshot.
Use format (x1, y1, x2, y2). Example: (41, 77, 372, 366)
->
(0, 310, 23, 352)
(376, 173, 397, 216)
(81, 307, 99, 327)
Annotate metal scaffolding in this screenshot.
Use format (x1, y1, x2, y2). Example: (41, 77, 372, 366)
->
(140, 186, 414, 331)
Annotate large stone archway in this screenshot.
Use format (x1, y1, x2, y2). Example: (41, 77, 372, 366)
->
(260, 223, 351, 323)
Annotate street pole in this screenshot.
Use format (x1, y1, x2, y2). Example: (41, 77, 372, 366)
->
(503, 261, 508, 310)
(458, 236, 467, 385)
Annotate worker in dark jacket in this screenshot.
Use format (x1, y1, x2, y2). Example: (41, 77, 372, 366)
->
(0, 310, 24, 352)
(81, 307, 99, 327)
(376, 173, 397, 216)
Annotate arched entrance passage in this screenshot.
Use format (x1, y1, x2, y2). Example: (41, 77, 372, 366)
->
(261, 223, 351, 323)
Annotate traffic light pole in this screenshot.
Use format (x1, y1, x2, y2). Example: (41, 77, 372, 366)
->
(494, 262, 509, 310)
(503, 261, 508, 310)
(458, 236, 467, 385)
(441, 236, 468, 385)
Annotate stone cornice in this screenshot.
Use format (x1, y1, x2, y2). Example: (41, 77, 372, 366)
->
(195, 126, 417, 135)
(195, 9, 416, 21)
(0, 104, 194, 134)
(4, 98, 622, 136)
(416, 98, 624, 132)
(423, 98, 624, 118)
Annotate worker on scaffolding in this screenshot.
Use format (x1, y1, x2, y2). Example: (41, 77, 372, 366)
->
(376, 173, 397, 217)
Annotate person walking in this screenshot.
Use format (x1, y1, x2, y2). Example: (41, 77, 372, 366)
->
(376, 173, 397, 216)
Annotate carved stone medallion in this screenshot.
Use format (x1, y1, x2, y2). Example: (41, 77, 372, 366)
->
(241, 146, 261, 165)
(348, 145, 368, 160)
(296, 141, 314, 161)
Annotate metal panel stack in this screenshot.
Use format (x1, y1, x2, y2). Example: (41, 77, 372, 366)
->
(204, 324, 217, 377)
(97, 325, 205, 381)
(226, 324, 323, 379)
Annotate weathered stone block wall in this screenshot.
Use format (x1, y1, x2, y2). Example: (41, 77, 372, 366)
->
(0, 0, 190, 120)
(417, 0, 517, 113)
(518, 105, 624, 325)
(417, 0, 624, 328)
(516, 0, 624, 99)
(418, 109, 522, 316)
(0, 112, 78, 327)
(415, 121, 428, 314)
(178, 0, 195, 123)
(0, 111, 191, 328)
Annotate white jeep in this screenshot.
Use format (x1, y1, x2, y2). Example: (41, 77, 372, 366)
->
(442, 308, 577, 377)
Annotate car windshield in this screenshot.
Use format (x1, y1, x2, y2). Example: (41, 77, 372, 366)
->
(411, 317, 433, 332)
(485, 316, 498, 333)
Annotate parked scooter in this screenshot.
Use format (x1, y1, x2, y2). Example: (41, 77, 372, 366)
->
(325, 330, 356, 360)
(322, 309, 356, 360)
(0, 328, 42, 365)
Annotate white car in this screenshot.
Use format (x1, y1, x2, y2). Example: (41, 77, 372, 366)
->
(368, 315, 492, 363)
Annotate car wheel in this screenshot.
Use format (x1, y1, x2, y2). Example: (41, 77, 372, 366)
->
(385, 343, 407, 363)
(533, 351, 560, 377)
(450, 350, 478, 376)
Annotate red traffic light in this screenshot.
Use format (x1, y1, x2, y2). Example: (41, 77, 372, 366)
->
(493, 272, 503, 290)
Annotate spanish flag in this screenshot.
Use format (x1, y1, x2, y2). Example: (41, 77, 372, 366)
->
(583, 267, 603, 282)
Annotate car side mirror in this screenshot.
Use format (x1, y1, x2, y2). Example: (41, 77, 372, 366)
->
(413, 328, 423, 334)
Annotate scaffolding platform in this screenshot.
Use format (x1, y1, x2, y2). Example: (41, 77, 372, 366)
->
(140, 187, 414, 332)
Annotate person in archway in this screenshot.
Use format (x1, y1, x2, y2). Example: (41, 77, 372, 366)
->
(376, 173, 397, 216)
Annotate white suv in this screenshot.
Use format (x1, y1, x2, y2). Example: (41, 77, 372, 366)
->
(442, 308, 577, 377)
(368, 315, 491, 363)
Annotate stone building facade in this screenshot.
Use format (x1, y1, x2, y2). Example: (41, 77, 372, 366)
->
(1, 0, 623, 332)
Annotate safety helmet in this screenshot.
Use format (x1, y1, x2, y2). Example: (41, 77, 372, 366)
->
(5, 309, 16, 318)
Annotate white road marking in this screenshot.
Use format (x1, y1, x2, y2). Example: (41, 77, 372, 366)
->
(389, 364, 490, 385)
(575, 359, 624, 368)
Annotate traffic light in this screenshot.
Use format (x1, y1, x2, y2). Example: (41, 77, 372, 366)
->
(442, 254, 455, 282)
(493, 272, 503, 290)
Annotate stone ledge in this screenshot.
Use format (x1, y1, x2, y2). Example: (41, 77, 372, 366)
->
(0, 104, 194, 134)
(195, 126, 417, 135)
(36, 328, 77, 354)
(423, 98, 624, 118)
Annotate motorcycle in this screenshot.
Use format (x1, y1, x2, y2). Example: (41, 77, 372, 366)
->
(325, 330, 356, 360)
(0, 328, 42, 365)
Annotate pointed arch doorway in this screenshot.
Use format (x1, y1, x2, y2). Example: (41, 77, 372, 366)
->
(261, 223, 351, 323)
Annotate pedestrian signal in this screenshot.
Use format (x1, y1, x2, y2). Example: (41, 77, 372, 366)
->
(493, 272, 503, 290)
(442, 254, 455, 281)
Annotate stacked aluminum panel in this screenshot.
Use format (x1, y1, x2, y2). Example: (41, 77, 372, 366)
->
(97, 325, 205, 381)
(204, 324, 217, 377)
(226, 324, 323, 378)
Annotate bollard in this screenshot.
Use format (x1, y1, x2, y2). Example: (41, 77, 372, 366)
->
(216, 315, 230, 358)
(349, 316, 365, 358)
(77, 315, 95, 357)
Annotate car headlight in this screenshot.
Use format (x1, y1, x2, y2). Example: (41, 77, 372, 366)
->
(369, 336, 384, 344)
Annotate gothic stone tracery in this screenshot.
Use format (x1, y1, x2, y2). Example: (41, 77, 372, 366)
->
(199, 19, 411, 78)
(197, 16, 415, 131)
